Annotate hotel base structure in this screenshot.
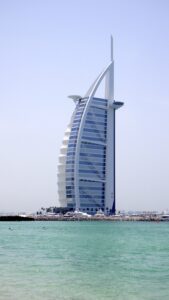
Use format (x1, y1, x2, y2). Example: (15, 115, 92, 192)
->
(58, 37, 124, 215)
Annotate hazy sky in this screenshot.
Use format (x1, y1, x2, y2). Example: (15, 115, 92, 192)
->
(0, 0, 169, 212)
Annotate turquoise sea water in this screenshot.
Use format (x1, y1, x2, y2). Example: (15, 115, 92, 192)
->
(0, 221, 169, 300)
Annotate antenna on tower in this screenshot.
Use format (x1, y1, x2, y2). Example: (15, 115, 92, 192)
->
(111, 35, 113, 62)
(104, 35, 114, 100)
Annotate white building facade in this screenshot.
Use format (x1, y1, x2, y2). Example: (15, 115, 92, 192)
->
(58, 37, 123, 214)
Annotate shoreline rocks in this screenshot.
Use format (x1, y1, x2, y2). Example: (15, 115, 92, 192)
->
(0, 214, 168, 222)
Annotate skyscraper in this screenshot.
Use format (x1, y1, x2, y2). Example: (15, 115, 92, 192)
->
(58, 37, 123, 215)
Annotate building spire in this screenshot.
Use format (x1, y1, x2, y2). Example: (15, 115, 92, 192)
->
(84, 36, 114, 100)
(104, 35, 114, 100)
(111, 35, 113, 62)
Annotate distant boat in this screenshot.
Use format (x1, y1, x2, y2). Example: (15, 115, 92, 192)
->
(74, 211, 91, 218)
(161, 214, 169, 221)
(95, 209, 104, 216)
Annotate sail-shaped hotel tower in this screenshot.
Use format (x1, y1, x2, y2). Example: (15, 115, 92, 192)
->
(58, 37, 123, 215)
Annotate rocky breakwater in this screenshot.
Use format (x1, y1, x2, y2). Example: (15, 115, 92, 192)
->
(0, 215, 34, 221)
(35, 214, 164, 222)
(0, 214, 167, 222)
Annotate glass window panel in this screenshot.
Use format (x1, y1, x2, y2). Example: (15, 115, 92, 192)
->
(66, 160, 75, 164)
(90, 105, 107, 111)
(93, 98, 107, 103)
(73, 120, 81, 124)
(79, 186, 104, 191)
(79, 182, 104, 188)
(84, 124, 107, 131)
(67, 152, 75, 156)
(80, 152, 106, 158)
(80, 159, 106, 165)
(71, 125, 80, 130)
(83, 128, 106, 134)
(71, 128, 79, 132)
(82, 131, 104, 137)
(86, 115, 107, 122)
(85, 120, 107, 126)
(81, 143, 105, 150)
(88, 110, 106, 116)
(82, 136, 105, 142)
(80, 149, 105, 156)
(79, 169, 105, 174)
(79, 168, 105, 174)
(79, 195, 104, 200)
(80, 192, 104, 197)
(79, 161, 105, 166)
(92, 101, 107, 107)
(69, 137, 77, 141)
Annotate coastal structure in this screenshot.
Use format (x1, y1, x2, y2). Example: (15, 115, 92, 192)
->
(58, 37, 124, 215)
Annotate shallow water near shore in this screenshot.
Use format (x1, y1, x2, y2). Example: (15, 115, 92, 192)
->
(0, 221, 169, 300)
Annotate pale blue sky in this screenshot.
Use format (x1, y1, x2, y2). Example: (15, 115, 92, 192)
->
(0, 0, 169, 212)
